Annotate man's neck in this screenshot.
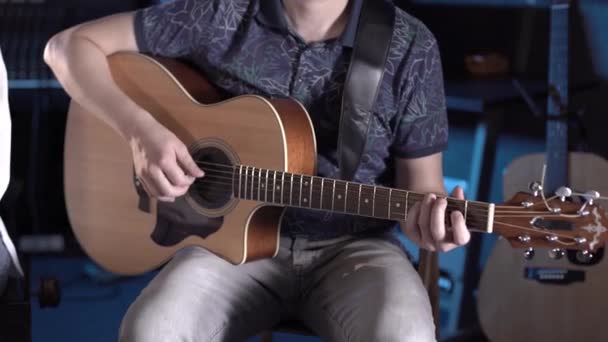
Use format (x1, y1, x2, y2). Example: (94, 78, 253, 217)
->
(282, 0, 350, 44)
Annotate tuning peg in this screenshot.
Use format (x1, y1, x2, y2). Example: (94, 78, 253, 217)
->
(577, 208, 590, 216)
(583, 190, 600, 206)
(545, 234, 558, 242)
(555, 186, 572, 202)
(574, 236, 587, 245)
(518, 234, 531, 243)
(576, 250, 594, 263)
(529, 182, 543, 197)
(521, 201, 534, 208)
(550, 207, 562, 213)
(524, 247, 535, 260)
(549, 248, 565, 259)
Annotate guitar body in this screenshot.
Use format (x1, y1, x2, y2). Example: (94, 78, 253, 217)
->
(64, 52, 316, 275)
(478, 152, 608, 342)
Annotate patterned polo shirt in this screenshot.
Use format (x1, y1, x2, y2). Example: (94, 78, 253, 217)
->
(134, 0, 448, 239)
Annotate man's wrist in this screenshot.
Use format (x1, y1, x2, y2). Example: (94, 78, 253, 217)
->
(116, 102, 156, 141)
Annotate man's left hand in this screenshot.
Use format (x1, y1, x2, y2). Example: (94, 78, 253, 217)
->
(402, 186, 471, 252)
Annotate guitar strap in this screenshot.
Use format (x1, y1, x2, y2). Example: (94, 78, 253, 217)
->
(339, 0, 395, 180)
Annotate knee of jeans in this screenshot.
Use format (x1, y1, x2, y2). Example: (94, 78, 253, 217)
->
(354, 292, 436, 342)
(358, 314, 436, 342)
(118, 290, 186, 342)
(119, 301, 159, 342)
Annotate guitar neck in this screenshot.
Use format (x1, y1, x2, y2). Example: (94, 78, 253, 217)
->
(229, 165, 494, 233)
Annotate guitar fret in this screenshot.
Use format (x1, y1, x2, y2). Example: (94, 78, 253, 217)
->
(404, 191, 409, 219)
(258, 168, 262, 202)
(464, 200, 469, 224)
(374, 187, 390, 219)
(252, 167, 256, 200)
(231, 166, 237, 197)
(389, 190, 406, 220)
(359, 185, 374, 217)
(251, 167, 256, 200)
(372, 186, 377, 217)
(265, 169, 269, 203)
(332, 180, 336, 211)
(238, 165, 243, 198)
(299, 175, 304, 207)
(388, 188, 392, 218)
(320, 179, 332, 211)
(309, 177, 314, 208)
(302, 176, 311, 208)
(344, 182, 349, 213)
(311, 176, 323, 209)
(320, 178, 324, 209)
(244, 166, 249, 200)
(280, 172, 285, 205)
(290, 174, 294, 206)
(333, 180, 346, 212)
(252, 166, 256, 200)
(357, 184, 362, 215)
(272, 171, 277, 203)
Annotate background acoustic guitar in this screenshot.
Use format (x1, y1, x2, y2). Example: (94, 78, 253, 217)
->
(63, 52, 608, 280)
(478, 1, 608, 341)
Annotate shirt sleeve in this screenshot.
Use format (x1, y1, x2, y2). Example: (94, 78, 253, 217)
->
(133, 0, 220, 57)
(390, 24, 448, 159)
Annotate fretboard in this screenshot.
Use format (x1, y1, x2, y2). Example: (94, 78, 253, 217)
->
(231, 165, 493, 233)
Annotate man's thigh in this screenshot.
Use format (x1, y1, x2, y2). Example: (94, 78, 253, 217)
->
(300, 237, 435, 342)
(119, 244, 294, 342)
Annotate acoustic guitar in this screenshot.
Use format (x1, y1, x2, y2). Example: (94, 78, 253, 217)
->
(63, 52, 608, 278)
(477, 1, 608, 341)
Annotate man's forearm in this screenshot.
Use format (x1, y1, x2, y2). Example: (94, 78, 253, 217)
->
(44, 14, 152, 140)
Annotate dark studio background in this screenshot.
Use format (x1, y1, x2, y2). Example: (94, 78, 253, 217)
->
(1, 0, 607, 341)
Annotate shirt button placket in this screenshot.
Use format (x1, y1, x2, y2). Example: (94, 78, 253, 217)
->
(291, 47, 307, 95)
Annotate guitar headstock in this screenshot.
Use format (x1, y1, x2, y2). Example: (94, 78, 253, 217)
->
(495, 188, 608, 259)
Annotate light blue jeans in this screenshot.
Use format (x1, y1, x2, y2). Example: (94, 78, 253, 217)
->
(119, 235, 435, 342)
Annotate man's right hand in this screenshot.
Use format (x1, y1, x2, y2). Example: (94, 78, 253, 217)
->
(44, 12, 204, 201)
(129, 118, 204, 202)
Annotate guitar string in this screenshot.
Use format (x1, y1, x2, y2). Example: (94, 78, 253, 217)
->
(191, 160, 574, 212)
(164, 181, 585, 242)
(191, 167, 580, 216)
(189, 177, 491, 217)
(192, 169, 487, 205)
(142, 163, 590, 244)
(184, 181, 585, 235)
(164, 184, 585, 243)
(154, 162, 595, 238)
(190, 172, 587, 218)
(147, 171, 587, 241)
(192, 161, 599, 211)
(185, 183, 489, 220)
(191, 163, 490, 209)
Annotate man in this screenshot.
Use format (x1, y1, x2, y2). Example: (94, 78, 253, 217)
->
(44, 0, 471, 340)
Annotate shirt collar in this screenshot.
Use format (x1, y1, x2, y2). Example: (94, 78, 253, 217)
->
(256, 0, 363, 48)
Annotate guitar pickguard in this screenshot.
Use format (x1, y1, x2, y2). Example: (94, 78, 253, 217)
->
(151, 197, 223, 247)
(133, 174, 223, 247)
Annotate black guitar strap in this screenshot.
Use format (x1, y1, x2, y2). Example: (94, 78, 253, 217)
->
(339, 0, 395, 180)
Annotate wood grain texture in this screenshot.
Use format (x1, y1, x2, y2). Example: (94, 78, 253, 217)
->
(64, 52, 315, 274)
(478, 152, 608, 342)
(245, 206, 285, 262)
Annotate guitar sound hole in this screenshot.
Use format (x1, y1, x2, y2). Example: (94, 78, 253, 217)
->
(189, 147, 234, 210)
